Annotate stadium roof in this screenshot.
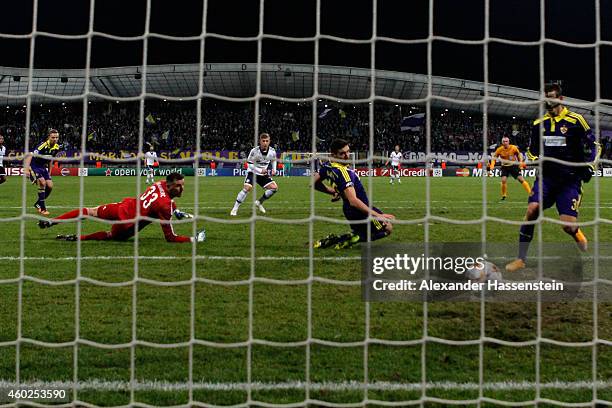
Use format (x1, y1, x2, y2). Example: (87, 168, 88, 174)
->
(1, 63, 611, 129)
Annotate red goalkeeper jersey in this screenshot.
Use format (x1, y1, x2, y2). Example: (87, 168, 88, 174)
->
(115, 181, 190, 243)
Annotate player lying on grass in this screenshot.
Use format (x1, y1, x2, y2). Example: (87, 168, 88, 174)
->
(38, 172, 205, 243)
(506, 84, 601, 272)
(313, 138, 395, 249)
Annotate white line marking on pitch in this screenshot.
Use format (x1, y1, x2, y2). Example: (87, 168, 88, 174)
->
(0, 379, 609, 392)
(0, 255, 611, 262)
(2, 202, 612, 210)
(0, 255, 361, 262)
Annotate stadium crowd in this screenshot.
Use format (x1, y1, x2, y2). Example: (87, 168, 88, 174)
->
(1, 100, 610, 159)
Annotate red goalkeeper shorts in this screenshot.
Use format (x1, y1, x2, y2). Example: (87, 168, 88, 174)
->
(96, 203, 123, 220)
(96, 202, 136, 241)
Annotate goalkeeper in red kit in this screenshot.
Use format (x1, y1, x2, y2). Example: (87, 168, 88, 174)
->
(38, 172, 205, 243)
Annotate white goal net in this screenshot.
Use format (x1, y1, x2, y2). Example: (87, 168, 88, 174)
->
(0, 0, 610, 407)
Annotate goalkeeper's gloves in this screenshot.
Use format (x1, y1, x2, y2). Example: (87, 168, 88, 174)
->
(173, 209, 193, 220)
(193, 229, 206, 243)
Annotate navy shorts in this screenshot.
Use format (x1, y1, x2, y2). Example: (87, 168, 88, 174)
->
(344, 206, 389, 242)
(528, 176, 583, 217)
(0, 166, 5, 176)
(244, 172, 274, 188)
(29, 166, 51, 182)
(501, 165, 520, 179)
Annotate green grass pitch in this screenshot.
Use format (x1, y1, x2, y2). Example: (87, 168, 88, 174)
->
(0, 175, 610, 406)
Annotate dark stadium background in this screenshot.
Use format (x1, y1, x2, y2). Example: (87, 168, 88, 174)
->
(0, 0, 610, 101)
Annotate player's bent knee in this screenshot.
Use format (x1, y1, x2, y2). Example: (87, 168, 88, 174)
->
(243, 184, 252, 192)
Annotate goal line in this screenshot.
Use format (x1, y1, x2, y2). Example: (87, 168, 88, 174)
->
(1, 379, 609, 393)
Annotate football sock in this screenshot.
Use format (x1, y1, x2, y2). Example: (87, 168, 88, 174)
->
(234, 189, 249, 208)
(81, 231, 111, 241)
(567, 227, 587, 242)
(37, 189, 46, 208)
(55, 208, 89, 220)
(258, 188, 276, 203)
(518, 224, 535, 260)
(521, 180, 531, 194)
(45, 186, 52, 199)
(501, 182, 507, 197)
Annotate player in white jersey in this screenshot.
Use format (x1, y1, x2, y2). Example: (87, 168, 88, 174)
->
(0, 135, 6, 185)
(385, 145, 402, 184)
(231, 133, 278, 216)
(144, 144, 158, 185)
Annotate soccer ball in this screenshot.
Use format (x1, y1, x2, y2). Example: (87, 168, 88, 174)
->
(465, 261, 503, 283)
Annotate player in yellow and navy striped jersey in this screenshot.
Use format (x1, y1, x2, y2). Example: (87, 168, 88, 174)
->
(313, 139, 395, 249)
(506, 84, 601, 272)
(23, 129, 61, 216)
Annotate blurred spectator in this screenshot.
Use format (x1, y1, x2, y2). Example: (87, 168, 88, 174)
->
(0, 100, 544, 156)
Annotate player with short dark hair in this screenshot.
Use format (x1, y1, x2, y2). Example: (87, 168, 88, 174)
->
(506, 84, 601, 272)
(0, 135, 7, 185)
(489, 136, 531, 200)
(23, 129, 60, 215)
(38, 172, 205, 243)
(313, 138, 394, 249)
(230, 133, 278, 216)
